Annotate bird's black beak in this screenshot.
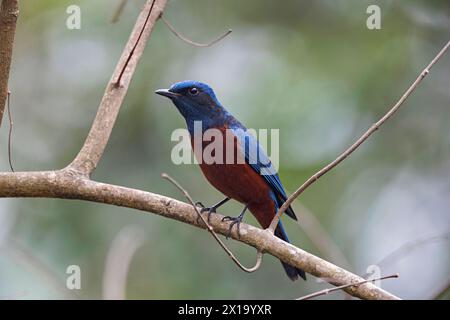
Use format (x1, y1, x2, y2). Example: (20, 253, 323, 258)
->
(155, 89, 180, 99)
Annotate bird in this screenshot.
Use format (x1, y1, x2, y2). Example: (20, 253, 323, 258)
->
(155, 80, 306, 281)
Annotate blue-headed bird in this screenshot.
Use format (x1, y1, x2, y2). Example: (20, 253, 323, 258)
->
(156, 81, 306, 281)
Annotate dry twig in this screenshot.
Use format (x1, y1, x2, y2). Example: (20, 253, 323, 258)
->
(297, 273, 399, 300)
(269, 40, 450, 232)
(162, 173, 263, 273)
(161, 14, 232, 47)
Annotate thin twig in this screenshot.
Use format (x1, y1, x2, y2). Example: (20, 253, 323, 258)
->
(269, 40, 450, 232)
(161, 15, 232, 47)
(162, 173, 263, 273)
(7, 90, 14, 172)
(297, 273, 399, 300)
(111, 0, 128, 23)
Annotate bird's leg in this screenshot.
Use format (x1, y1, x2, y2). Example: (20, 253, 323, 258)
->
(221, 204, 249, 239)
(195, 197, 230, 223)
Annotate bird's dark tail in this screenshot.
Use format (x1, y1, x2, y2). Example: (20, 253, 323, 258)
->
(275, 222, 307, 281)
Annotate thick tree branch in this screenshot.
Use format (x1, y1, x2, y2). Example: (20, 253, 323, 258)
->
(0, 0, 19, 127)
(0, 169, 399, 300)
(5, 0, 444, 300)
(68, 0, 168, 176)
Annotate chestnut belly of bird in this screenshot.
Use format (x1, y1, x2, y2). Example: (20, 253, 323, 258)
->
(191, 135, 276, 229)
(157, 80, 305, 281)
(191, 132, 307, 281)
(201, 162, 277, 227)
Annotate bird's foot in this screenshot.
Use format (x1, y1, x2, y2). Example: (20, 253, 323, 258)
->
(195, 198, 230, 224)
(221, 215, 243, 239)
(221, 204, 248, 239)
(195, 201, 205, 208)
(200, 207, 217, 223)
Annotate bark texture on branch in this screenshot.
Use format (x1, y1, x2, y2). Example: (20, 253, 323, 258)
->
(0, 0, 19, 127)
(69, 0, 167, 175)
(0, 0, 421, 300)
(0, 169, 400, 300)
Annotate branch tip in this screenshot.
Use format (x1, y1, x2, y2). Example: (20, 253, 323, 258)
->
(269, 40, 450, 231)
(297, 273, 399, 300)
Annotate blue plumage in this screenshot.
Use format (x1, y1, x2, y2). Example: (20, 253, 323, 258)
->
(230, 126, 297, 221)
(156, 80, 306, 281)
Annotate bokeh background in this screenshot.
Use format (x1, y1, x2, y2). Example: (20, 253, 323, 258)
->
(0, 0, 449, 299)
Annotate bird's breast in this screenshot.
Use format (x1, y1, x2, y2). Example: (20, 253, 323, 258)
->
(190, 128, 274, 209)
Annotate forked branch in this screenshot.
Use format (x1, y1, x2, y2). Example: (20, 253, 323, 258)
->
(68, 0, 168, 176)
(1, 0, 447, 301)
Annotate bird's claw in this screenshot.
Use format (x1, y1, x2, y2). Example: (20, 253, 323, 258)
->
(195, 206, 216, 223)
(221, 215, 243, 239)
(195, 198, 231, 224)
(195, 201, 205, 208)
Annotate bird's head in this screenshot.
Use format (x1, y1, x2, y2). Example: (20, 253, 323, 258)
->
(155, 81, 226, 127)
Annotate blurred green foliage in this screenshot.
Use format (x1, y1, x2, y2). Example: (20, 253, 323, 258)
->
(0, 0, 449, 299)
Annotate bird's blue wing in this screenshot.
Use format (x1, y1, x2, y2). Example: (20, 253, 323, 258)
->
(230, 126, 297, 220)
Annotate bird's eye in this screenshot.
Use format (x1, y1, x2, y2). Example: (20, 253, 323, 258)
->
(188, 87, 199, 96)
